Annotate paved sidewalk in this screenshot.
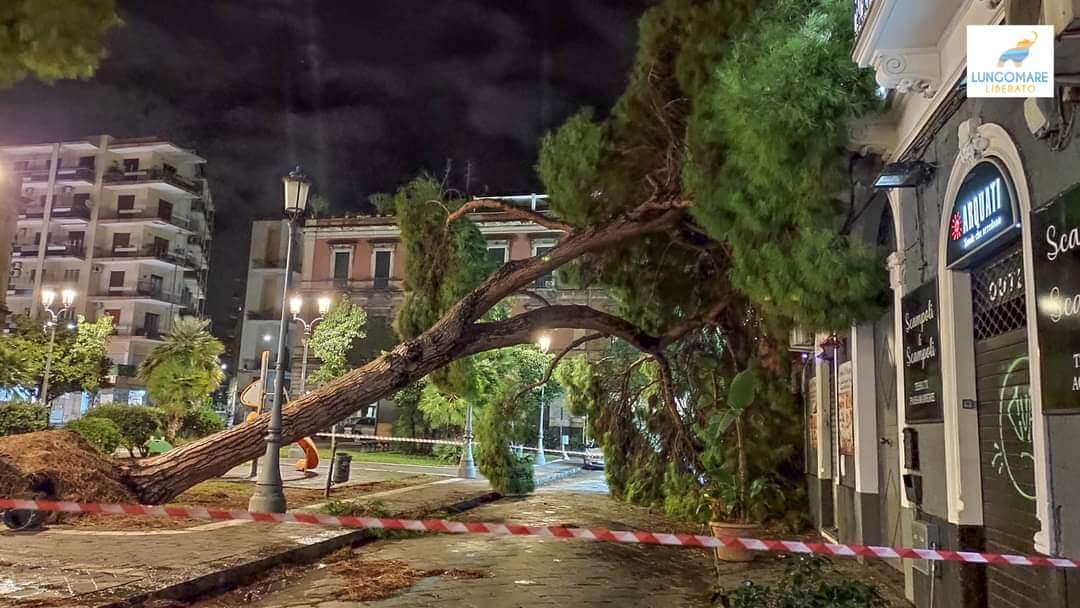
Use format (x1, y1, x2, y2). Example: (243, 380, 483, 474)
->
(0, 477, 493, 607)
(0, 460, 584, 607)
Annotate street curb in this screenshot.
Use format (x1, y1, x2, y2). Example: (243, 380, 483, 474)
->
(99, 491, 501, 608)
(534, 463, 588, 488)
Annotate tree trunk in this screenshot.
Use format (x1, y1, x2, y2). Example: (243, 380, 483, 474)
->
(119, 199, 691, 504)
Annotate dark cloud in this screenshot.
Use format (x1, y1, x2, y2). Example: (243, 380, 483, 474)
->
(0, 0, 654, 336)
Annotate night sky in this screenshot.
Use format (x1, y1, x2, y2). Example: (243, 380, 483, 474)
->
(0, 0, 653, 338)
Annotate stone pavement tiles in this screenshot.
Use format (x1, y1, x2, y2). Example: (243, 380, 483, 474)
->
(0, 476, 494, 607)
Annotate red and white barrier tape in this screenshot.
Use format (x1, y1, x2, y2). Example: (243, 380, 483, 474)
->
(315, 432, 592, 457)
(1, 497, 1076, 569)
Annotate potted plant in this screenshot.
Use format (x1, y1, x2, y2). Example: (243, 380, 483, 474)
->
(702, 368, 782, 562)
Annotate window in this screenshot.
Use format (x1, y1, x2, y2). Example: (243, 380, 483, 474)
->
(13, 160, 28, 171)
(112, 233, 131, 251)
(109, 271, 125, 289)
(104, 309, 121, 327)
(153, 237, 170, 257)
(533, 242, 556, 288)
(68, 231, 85, 248)
(73, 193, 90, 208)
(486, 243, 508, 267)
(117, 195, 136, 213)
(63, 269, 79, 282)
(333, 250, 351, 282)
(143, 312, 161, 338)
(373, 248, 392, 288)
(122, 158, 139, 172)
(29, 269, 35, 282)
(77, 156, 95, 169)
(157, 199, 172, 221)
(162, 163, 176, 174)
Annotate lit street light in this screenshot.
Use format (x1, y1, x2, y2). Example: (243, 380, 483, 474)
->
(39, 288, 76, 408)
(535, 333, 551, 466)
(249, 166, 310, 514)
(291, 295, 331, 396)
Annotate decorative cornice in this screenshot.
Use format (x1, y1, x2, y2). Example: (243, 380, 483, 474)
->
(957, 118, 991, 163)
(847, 117, 897, 156)
(887, 251, 905, 291)
(872, 48, 941, 99)
(976, 0, 1004, 9)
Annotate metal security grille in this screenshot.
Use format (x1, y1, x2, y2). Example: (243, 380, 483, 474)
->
(971, 246, 1026, 341)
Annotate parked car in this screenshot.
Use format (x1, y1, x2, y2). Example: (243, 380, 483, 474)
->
(582, 445, 605, 470)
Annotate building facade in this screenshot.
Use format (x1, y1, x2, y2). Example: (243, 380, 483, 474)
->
(296, 198, 601, 438)
(802, 1, 1080, 606)
(2, 136, 213, 405)
(232, 219, 301, 421)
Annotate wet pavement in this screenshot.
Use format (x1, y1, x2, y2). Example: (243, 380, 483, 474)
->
(188, 472, 723, 608)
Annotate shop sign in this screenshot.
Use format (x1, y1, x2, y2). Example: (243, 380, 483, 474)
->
(946, 161, 1018, 269)
(808, 376, 818, 449)
(1031, 185, 1080, 411)
(902, 280, 943, 422)
(838, 361, 854, 456)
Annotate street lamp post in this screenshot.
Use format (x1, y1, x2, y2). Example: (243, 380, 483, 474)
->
(39, 288, 76, 408)
(535, 334, 551, 466)
(249, 167, 310, 514)
(290, 295, 330, 396)
(457, 399, 477, 478)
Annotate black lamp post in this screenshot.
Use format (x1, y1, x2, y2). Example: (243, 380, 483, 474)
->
(249, 166, 310, 513)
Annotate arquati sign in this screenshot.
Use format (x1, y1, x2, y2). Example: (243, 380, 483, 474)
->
(946, 161, 1018, 269)
(1032, 185, 1080, 411)
(902, 280, 943, 422)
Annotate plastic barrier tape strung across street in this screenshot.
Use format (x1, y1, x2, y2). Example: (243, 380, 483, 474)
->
(314, 432, 592, 457)
(1, 497, 1075, 569)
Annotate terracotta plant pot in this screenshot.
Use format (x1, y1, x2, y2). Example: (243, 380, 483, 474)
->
(709, 520, 762, 562)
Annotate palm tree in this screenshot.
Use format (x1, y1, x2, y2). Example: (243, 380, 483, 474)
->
(137, 317, 225, 441)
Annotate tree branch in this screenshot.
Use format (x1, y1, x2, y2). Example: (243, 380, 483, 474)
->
(516, 290, 551, 308)
(510, 333, 606, 403)
(446, 199, 573, 232)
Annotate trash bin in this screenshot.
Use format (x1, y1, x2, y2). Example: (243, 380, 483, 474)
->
(332, 453, 352, 483)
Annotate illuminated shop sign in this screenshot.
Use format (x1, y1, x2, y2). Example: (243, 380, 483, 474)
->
(945, 160, 1018, 268)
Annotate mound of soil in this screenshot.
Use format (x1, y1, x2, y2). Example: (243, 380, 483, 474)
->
(0, 430, 135, 503)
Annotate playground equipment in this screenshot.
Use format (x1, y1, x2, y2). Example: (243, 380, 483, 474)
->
(240, 377, 320, 472)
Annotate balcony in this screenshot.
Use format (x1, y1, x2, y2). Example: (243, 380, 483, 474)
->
(14, 242, 85, 259)
(245, 308, 283, 320)
(298, 278, 402, 293)
(6, 283, 33, 297)
(853, 0, 874, 39)
(110, 364, 138, 378)
(93, 245, 198, 269)
(18, 202, 91, 223)
(251, 257, 285, 270)
(103, 166, 202, 197)
(99, 209, 193, 232)
(18, 166, 95, 186)
(133, 326, 164, 340)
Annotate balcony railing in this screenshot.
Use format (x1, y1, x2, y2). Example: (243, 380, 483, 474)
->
(101, 209, 192, 231)
(18, 166, 95, 183)
(298, 278, 402, 292)
(18, 203, 91, 221)
(251, 258, 285, 269)
(853, 0, 874, 37)
(14, 242, 85, 258)
(111, 364, 138, 378)
(94, 245, 198, 268)
(245, 308, 283, 320)
(133, 326, 163, 340)
(103, 166, 201, 196)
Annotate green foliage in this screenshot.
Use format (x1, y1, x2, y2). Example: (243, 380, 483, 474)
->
(3, 315, 113, 401)
(0, 340, 33, 388)
(390, 381, 434, 452)
(0, 0, 122, 88)
(0, 400, 48, 436)
(85, 404, 164, 457)
(137, 317, 225, 442)
(308, 297, 367, 386)
(662, 463, 709, 524)
(433, 443, 463, 464)
(719, 556, 888, 607)
(727, 369, 757, 411)
(179, 406, 225, 439)
(476, 385, 536, 495)
(418, 382, 467, 430)
(308, 194, 331, 218)
(66, 416, 122, 455)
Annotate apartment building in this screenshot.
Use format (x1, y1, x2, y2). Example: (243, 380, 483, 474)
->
(3, 135, 213, 404)
(295, 197, 602, 437)
(233, 219, 301, 411)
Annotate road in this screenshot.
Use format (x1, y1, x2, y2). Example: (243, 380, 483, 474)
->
(222, 457, 461, 490)
(192, 471, 723, 608)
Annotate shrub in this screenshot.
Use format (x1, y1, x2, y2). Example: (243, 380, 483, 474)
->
(433, 443, 463, 464)
(179, 407, 225, 439)
(66, 417, 123, 455)
(0, 400, 49, 437)
(476, 394, 535, 495)
(85, 405, 164, 457)
(719, 556, 889, 607)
